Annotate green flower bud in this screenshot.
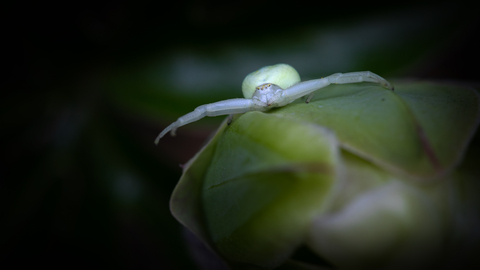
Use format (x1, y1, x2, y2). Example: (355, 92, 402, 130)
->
(170, 81, 480, 269)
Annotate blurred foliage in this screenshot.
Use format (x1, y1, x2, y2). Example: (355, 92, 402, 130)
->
(2, 0, 480, 269)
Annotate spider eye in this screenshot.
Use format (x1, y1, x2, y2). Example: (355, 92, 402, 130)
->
(242, 64, 301, 99)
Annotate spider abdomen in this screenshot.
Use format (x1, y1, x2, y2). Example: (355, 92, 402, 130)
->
(242, 64, 301, 99)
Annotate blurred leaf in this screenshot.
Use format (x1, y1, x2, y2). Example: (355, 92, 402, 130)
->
(306, 151, 445, 269)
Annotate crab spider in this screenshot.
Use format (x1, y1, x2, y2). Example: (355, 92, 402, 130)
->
(154, 64, 394, 144)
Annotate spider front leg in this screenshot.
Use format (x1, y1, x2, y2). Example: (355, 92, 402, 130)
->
(327, 71, 394, 91)
(280, 71, 394, 105)
(154, 98, 257, 144)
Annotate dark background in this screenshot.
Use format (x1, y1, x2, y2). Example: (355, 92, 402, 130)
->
(2, 1, 479, 269)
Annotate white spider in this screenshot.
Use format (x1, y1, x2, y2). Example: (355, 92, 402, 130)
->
(155, 64, 394, 144)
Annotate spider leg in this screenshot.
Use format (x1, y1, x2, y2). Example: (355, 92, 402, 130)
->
(154, 98, 256, 144)
(327, 71, 394, 91)
(279, 79, 330, 105)
(305, 92, 316, 103)
(227, 114, 234, 125)
(281, 71, 393, 106)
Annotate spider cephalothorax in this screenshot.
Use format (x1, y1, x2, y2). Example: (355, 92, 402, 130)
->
(252, 83, 284, 107)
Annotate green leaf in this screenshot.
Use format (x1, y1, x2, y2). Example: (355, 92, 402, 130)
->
(172, 112, 340, 267)
(201, 112, 339, 267)
(394, 82, 480, 176)
(272, 82, 480, 178)
(169, 118, 232, 246)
